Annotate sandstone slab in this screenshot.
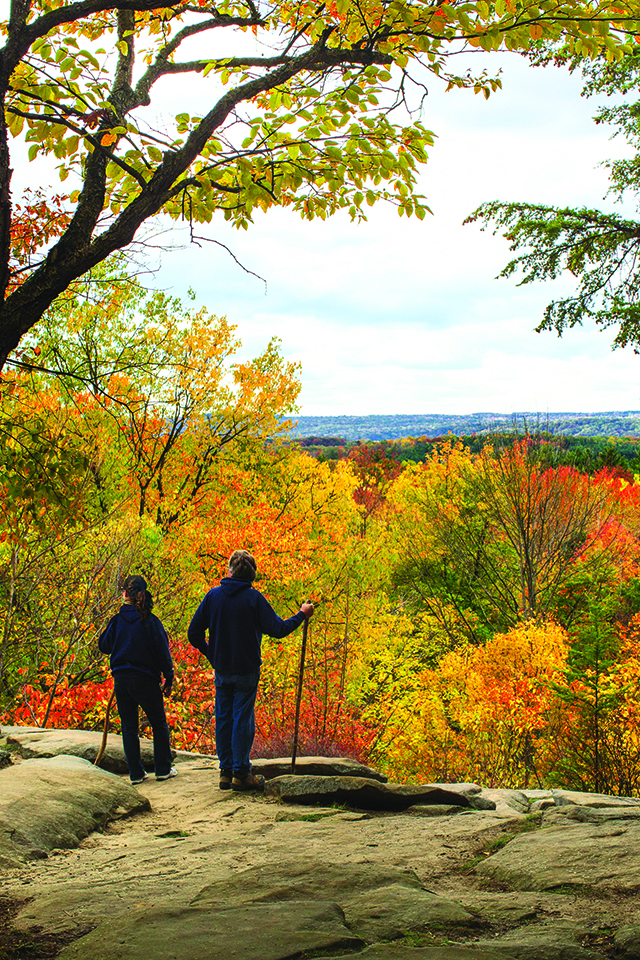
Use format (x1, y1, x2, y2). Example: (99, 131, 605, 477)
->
(0, 755, 149, 868)
(481, 789, 530, 816)
(273, 805, 371, 822)
(57, 901, 364, 960)
(544, 805, 640, 824)
(264, 775, 483, 811)
(552, 790, 640, 809)
(424, 783, 500, 811)
(615, 924, 640, 958)
(456, 892, 541, 926)
(313, 924, 602, 960)
(475, 821, 640, 892)
(408, 804, 468, 817)
(313, 946, 518, 959)
(342, 881, 477, 941)
(192, 859, 422, 907)
(473, 919, 607, 960)
(252, 755, 388, 781)
(1, 726, 210, 774)
(4, 727, 158, 774)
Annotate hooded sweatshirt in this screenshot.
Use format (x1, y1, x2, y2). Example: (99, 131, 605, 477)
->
(187, 578, 305, 676)
(98, 605, 174, 684)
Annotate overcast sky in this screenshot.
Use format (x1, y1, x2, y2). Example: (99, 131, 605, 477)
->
(14, 31, 640, 415)
(146, 51, 639, 416)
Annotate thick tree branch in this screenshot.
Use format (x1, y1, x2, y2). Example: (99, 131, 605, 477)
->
(0, 31, 394, 364)
(132, 15, 267, 107)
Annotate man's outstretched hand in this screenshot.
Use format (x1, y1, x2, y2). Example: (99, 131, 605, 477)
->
(301, 602, 314, 619)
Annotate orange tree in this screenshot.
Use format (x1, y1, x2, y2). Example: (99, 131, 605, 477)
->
(2, 0, 640, 364)
(388, 439, 632, 644)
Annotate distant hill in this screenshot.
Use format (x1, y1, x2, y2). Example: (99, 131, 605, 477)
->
(289, 412, 640, 441)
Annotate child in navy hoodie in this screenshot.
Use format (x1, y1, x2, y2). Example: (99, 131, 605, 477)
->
(99, 575, 175, 784)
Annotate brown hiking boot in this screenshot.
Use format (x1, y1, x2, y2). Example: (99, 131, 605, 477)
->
(219, 770, 232, 791)
(231, 772, 265, 792)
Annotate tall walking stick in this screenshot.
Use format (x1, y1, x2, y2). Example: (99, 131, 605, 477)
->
(291, 608, 310, 775)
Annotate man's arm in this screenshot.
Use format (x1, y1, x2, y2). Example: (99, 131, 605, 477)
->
(257, 594, 313, 639)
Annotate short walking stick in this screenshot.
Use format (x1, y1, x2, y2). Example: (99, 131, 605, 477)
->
(94, 687, 115, 767)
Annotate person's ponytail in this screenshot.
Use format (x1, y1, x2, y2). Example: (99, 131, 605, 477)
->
(122, 575, 154, 621)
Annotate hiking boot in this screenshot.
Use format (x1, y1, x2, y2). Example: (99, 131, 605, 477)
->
(219, 770, 233, 791)
(231, 772, 265, 792)
(131, 772, 149, 785)
(156, 766, 178, 781)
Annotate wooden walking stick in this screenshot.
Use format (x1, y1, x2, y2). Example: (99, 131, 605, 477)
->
(94, 686, 115, 767)
(291, 605, 310, 775)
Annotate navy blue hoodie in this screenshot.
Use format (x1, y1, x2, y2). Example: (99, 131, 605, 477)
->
(187, 578, 305, 676)
(98, 605, 174, 684)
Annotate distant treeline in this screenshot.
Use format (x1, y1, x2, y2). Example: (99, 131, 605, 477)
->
(290, 432, 640, 476)
(290, 412, 640, 441)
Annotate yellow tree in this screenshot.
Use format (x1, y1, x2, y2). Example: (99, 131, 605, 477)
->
(22, 258, 301, 528)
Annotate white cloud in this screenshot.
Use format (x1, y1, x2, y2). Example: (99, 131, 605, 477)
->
(11, 42, 640, 416)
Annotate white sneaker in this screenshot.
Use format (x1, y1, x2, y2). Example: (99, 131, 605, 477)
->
(156, 766, 177, 781)
(131, 772, 149, 785)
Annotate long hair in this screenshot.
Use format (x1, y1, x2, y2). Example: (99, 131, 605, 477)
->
(122, 574, 154, 621)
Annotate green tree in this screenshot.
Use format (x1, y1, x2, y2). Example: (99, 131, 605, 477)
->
(1, 0, 639, 365)
(466, 50, 640, 351)
(548, 607, 625, 793)
(20, 258, 301, 528)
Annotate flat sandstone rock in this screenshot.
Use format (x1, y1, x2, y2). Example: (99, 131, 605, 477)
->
(312, 946, 519, 960)
(57, 901, 364, 960)
(476, 821, 640, 892)
(191, 859, 423, 907)
(1, 726, 209, 774)
(3, 727, 157, 774)
(264, 775, 488, 811)
(252, 755, 388, 781)
(0, 755, 149, 868)
(342, 881, 477, 941)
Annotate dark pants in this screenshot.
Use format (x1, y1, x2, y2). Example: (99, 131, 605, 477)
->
(113, 673, 173, 781)
(214, 670, 260, 775)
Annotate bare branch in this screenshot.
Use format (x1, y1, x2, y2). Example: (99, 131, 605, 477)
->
(189, 233, 267, 290)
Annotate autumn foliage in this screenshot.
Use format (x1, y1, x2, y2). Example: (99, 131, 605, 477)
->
(4, 270, 640, 791)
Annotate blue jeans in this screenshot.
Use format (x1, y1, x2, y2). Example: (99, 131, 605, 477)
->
(215, 670, 260, 775)
(114, 673, 173, 780)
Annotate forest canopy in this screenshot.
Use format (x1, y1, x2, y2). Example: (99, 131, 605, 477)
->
(4, 262, 640, 797)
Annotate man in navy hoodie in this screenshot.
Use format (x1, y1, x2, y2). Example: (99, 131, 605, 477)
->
(188, 550, 313, 791)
